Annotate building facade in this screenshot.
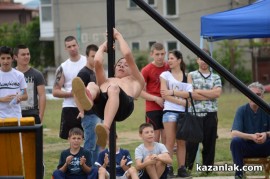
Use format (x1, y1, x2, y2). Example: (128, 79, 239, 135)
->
(40, 0, 255, 65)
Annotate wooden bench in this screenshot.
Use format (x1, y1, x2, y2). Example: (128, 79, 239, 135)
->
(0, 117, 43, 179)
(244, 157, 270, 179)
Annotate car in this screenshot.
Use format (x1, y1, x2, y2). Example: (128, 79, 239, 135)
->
(45, 86, 60, 100)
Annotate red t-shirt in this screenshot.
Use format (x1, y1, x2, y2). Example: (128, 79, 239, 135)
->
(141, 62, 169, 112)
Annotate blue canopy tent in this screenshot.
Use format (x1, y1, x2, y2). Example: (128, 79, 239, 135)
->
(200, 0, 270, 83)
(201, 0, 270, 42)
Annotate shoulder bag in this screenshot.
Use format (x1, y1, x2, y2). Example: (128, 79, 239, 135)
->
(176, 92, 203, 143)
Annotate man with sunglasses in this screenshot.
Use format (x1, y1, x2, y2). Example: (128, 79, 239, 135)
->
(230, 82, 270, 179)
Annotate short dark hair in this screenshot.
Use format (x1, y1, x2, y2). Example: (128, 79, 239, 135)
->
(0, 46, 13, 56)
(139, 123, 153, 134)
(68, 127, 84, 138)
(85, 44, 98, 57)
(64, 36, 77, 45)
(202, 48, 211, 56)
(13, 44, 28, 56)
(150, 42, 164, 52)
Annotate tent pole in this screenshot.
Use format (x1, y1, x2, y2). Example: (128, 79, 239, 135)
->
(200, 36, 204, 49)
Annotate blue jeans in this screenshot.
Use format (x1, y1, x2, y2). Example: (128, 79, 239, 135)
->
(81, 114, 101, 166)
(230, 137, 270, 177)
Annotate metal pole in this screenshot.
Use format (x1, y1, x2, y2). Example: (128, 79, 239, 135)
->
(133, 0, 270, 115)
(107, 0, 116, 178)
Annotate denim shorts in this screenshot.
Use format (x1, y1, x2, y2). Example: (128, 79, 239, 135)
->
(162, 111, 183, 123)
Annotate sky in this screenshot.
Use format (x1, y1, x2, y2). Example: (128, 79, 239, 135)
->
(14, 0, 31, 4)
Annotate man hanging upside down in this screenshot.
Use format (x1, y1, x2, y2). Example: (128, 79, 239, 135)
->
(72, 28, 145, 148)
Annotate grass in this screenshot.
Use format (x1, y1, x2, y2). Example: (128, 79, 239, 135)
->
(42, 92, 270, 178)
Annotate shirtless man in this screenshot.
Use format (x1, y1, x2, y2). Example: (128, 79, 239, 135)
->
(72, 28, 145, 148)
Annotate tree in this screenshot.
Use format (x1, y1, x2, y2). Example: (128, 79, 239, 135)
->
(213, 40, 252, 86)
(0, 17, 55, 71)
(134, 51, 149, 70)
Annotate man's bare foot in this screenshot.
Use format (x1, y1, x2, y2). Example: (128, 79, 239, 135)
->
(72, 77, 93, 111)
(95, 124, 109, 148)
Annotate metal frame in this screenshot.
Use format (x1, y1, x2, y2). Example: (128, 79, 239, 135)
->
(0, 124, 43, 179)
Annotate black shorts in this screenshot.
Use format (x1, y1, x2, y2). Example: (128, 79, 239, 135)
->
(145, 110, 164, 130)
(138, 166, 168, 179)
(93, 88, 134, 122)
(22, 113, 41, 124)
(60, 107, 83, 139)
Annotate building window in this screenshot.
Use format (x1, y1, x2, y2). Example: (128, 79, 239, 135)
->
(131, 42, 140, 51)
(148, 41, 156, 49)
(166, 41, 178, 51)
(164, 0, 178, 18)
(147, 0, 156, 6)
(129, 0, 156, 8)
(129, 0, 137, 8)
(41, 0, 52, 22)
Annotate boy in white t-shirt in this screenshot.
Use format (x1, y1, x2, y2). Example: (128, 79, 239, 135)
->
(0, 46, 28, 119)
(135, 123, 172, 179)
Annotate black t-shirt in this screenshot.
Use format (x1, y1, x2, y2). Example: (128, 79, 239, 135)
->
(77, 66, 96, 115)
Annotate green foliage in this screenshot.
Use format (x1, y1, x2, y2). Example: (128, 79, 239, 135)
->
(0, 17, 55, 70)
(213, 40, 252, 85)
(186, 55, 198, 73)
(134, 51, 149, 70)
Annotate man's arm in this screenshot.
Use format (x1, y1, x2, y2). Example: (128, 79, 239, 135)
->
(194, 87, 222, 99)
(187, 73, 208, 100)
(140, 88, 164, 108)
(52, 66, 72, 98)
(187, 73, 221, 100)
(231, 130, 256, 140)
(37, 84, 46, 123)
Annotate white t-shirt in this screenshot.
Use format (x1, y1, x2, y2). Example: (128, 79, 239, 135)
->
(0, 68, 27, 118)
(61, 55, 87, 107)
(135, 142, 168, 161)
(160, 71, 192, 112)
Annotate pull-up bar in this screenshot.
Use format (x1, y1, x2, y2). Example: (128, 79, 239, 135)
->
(107, 0, 116, 178)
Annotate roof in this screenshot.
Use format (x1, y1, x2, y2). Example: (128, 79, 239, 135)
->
(0, 2, 38, 11)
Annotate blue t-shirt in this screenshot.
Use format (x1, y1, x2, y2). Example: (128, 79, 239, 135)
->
(57, 147, 91, 176)
(95, 148, 133, 176)
(232, 103, 270, 134)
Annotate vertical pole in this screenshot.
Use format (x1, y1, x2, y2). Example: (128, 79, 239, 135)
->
(107, 0, 116, 178)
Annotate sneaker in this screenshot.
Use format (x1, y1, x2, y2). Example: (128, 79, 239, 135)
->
(95, 124, 108, 148)
(167, 166, 175, 178)
(178, 166, 192, 178)
(72, 77, 93, 111)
